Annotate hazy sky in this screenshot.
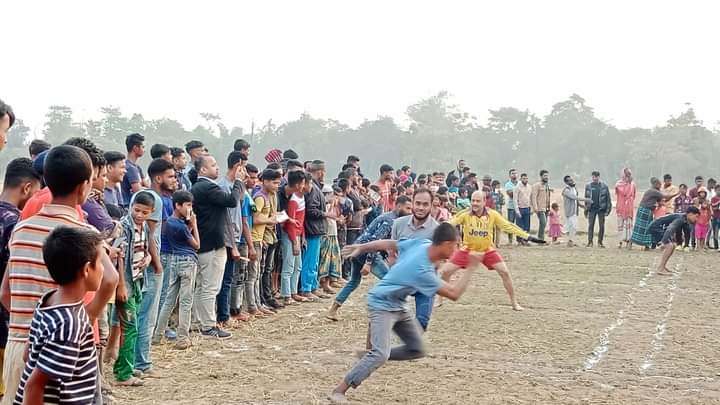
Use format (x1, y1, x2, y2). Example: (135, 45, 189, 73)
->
(5, 0, 720, 137)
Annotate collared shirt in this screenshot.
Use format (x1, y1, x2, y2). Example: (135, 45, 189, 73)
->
(504, 180, 518, 210)
(674, 194, 693, 213)
(662, 184, 679, 213)
(103, 185, 124, 207)
(391, 215, 439, 241)
(513, 183, 532, 209)
(7, 204, 95, 342)
(217, 176, 243, 243)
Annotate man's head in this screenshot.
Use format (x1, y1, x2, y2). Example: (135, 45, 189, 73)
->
(540, 170, 549, 183)
(401, 165, 411, 175)
(458, 160, 466, 169)
(131, 191, 155, 225)
(150, 143, 171, 161)
(44, 145, 93, 205)
(309, 160, 326, 182)
(170, 147, 187, 171)
(482, 175, 492, 186)
(336, 178, 350, 195)
(3, 158, 42, 209)
(226, 151, 246, 178)
(393, 195, 412, 217)
(245, 164, 259, 189)
(233, 139, 251, 154)
(412, 188, 433, 221)
(679, 184, 688, 195)
(591, 171, 601, 183)
(470, 191, 487, 214)
(563, 175, 575, 187)
(431, 222, 459, 261)
(694, 176, 704, 187)
(0, 99, 15, 151)
(63, 137, 106, 187)
(283, 149, 299, 160)
(347, 155, 360, 166)
(286, 170, 306, 194)
(125, 133, 145, 157)
(686, 206, 700, 224)
(650, 177, 661, 190)
(663, 174, 673, 186)
(195, 155, 220, 180)
(92, 163, 108, 192)
(172, 190, 194, 219)
(148, 158, 177, 193)
(185, 140, 206, 161)
(520, 173, 528, 185)
(286, 159, 304, 173)
(509, 169, 517, 181)
(708, 178, 717, 189)
(260, 168, 281, 194)
(104, 151, 127, 184)
(43, 226, 104, 291)
(28, 139, 51, 159)
(380, 164, 394, 181)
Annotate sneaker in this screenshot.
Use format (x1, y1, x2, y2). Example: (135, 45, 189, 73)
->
(201, 327, 232, 339)
(174, 339, 192, 350)
(165, 329, 177, 341)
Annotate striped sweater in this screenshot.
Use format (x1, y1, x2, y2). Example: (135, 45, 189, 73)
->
(6, 204, 94, 342)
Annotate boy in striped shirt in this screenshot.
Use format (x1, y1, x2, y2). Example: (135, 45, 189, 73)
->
(14, 226, 105, 405)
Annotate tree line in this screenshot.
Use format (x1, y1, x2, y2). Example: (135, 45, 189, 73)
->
(5, 92, 718, 186)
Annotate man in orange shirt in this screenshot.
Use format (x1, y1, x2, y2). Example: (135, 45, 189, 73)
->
(375, 164, 394, 213)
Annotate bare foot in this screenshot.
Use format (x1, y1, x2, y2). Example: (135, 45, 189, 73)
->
(326, 310, 341, 321)
(329, 392, 348, 403)
(656, 268, 673, 276)
(512, 303, 525, 311)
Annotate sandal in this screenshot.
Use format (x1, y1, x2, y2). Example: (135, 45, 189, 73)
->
(117, 376, 145, 387)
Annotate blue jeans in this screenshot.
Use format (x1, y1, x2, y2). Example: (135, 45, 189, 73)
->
(155, 254, 197, 340)
(517, 207, 531, 235)
(216, 247, 235, 323)
(414, 293, 434, 331)
(280, 231, 302, 297)
(134, 265, 162, 371)
(335, 256, 390, 305)
(300, 236, 322, 293)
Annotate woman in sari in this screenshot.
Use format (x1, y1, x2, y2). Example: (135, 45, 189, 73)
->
(615, 168, 636, 249)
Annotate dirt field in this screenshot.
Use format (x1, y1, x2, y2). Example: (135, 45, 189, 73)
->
(112, 233, 720, 405)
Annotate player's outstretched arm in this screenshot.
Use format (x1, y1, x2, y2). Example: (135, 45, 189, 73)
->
(341, 239, 398, 259)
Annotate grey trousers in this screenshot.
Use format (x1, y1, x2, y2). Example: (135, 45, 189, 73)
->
(344, 309, 426, 388)
(536, 211, 547, 241)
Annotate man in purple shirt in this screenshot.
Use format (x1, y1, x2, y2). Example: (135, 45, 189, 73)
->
(121, 133, 149, 205)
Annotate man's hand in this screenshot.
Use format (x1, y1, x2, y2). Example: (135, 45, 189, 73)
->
(116, 284, 128, 303)
(141, 255, 152, 269)
(341, 244, 362, 258)
(527, 236, 547, 244)
(515, 210, 522, 219)
(361, 263, 371, 276)
(231, 246, 241, 262)
(248, 245, 258, 261)
(292, 242, 300, 256)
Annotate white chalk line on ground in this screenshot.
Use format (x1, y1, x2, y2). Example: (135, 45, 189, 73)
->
(582, 257, 657, 371)
(639, 258, 684, 374)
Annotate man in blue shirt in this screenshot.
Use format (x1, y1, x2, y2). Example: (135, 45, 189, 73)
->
(329, 223, 481, 403)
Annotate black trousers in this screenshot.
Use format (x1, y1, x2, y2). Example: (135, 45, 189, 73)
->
(260, 242, 278, 305)
(587, 210, 606, 243)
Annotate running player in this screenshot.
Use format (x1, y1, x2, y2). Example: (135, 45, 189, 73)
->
(329, 223, 481, 403)
(447, 190, 545, 311)
(648, 206, 699, 276)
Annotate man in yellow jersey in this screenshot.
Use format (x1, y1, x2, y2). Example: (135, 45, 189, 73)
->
(447, 190, 545, 311)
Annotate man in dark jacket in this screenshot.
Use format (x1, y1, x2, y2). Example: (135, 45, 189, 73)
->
(301, 160, 329, 299)
(191, 155, 241, 339)
(584, 171, 612, 248)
